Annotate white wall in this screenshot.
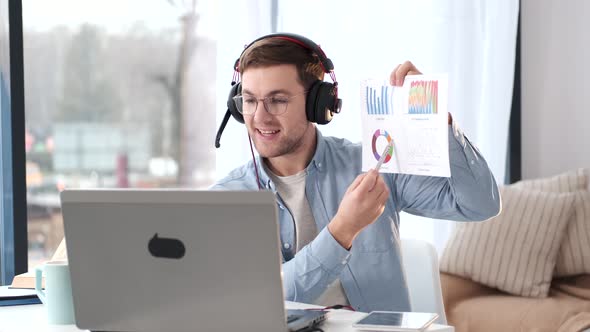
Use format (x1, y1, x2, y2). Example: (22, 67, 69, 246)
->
(521, 0, 590, 179)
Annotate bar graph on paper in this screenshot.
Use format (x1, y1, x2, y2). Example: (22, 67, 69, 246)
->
(408, 80, 438, 114)
(365, 85, 394, 115)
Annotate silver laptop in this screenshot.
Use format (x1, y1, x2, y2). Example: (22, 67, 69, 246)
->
(61, 189, 325, 332)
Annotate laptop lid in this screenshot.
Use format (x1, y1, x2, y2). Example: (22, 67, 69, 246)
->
(61, 189, 288, 332)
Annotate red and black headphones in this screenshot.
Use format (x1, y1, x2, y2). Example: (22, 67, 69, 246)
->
(215, 33, 342, 148)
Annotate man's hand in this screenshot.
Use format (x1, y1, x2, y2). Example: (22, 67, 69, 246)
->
(390, 61, 422, 86)
(328, 169, 390, 249)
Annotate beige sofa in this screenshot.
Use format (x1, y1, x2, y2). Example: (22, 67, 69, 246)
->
(439, 169, 590, 332)
(441, 272, 590, 332)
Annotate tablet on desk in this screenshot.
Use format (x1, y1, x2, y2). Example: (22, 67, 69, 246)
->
(352, 311, 439, 331)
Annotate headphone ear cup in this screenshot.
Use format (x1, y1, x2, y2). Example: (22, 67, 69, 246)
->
(309, 81, 337, 125)
(305, 81, 322, 123)
(227, 83, 244, 124)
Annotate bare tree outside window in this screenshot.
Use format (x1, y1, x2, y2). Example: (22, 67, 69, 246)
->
(23, 0, 217, 268)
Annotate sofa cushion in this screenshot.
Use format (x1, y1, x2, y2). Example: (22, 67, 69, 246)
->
(439, 272, 497, 313)
(514, 169, 590, 277)
(441, 272, 590, 332)
(440, 186, 576, 297)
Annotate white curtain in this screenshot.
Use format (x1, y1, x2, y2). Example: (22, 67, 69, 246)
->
(275, 0, 519, 253)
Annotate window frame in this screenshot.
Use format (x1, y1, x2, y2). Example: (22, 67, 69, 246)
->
(1, 0, 27, 285)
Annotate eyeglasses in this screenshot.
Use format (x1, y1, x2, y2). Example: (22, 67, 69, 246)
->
(232, 91, 307, 116)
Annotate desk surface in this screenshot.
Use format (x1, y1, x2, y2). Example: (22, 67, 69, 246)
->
(0, 301, 454, 332)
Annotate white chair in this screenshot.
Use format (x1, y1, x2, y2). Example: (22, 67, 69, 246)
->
(401, 237, 447, 325)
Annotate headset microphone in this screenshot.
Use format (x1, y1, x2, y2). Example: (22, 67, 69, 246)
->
(215, 110, 232, 148)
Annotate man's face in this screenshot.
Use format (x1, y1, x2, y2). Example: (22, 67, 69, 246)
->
(240, 64, 313, 159)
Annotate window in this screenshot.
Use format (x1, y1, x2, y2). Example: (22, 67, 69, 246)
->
(11, 0, 516, 272)
(23, 0, 218, 268)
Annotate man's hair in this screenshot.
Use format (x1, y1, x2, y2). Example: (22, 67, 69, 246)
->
(238, 37, 325, 90)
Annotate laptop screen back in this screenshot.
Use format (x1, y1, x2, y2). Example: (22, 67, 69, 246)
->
(61, 189, 287, 332)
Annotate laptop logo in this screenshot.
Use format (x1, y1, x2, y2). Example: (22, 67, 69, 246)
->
(148, 233, 186, 259)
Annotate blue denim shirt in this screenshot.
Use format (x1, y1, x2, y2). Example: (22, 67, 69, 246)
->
(211, 124, 500, 312)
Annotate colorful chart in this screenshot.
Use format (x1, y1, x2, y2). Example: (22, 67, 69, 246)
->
(372, 129, 393, 162)
(366, 85, 394, 115)
(408, 80, 438, 114)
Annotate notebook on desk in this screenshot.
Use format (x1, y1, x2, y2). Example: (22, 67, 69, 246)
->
(61, 189, 325, 332)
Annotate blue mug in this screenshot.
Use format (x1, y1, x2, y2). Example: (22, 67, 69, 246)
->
(35, 260, 76, 325)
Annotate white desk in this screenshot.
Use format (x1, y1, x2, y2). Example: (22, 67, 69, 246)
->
(0, 301, 454, 332)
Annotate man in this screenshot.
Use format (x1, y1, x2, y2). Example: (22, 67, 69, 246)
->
(211, 34, 500, 312)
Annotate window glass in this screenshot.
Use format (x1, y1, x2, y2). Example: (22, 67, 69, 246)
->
(23, 0, 217, 268)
